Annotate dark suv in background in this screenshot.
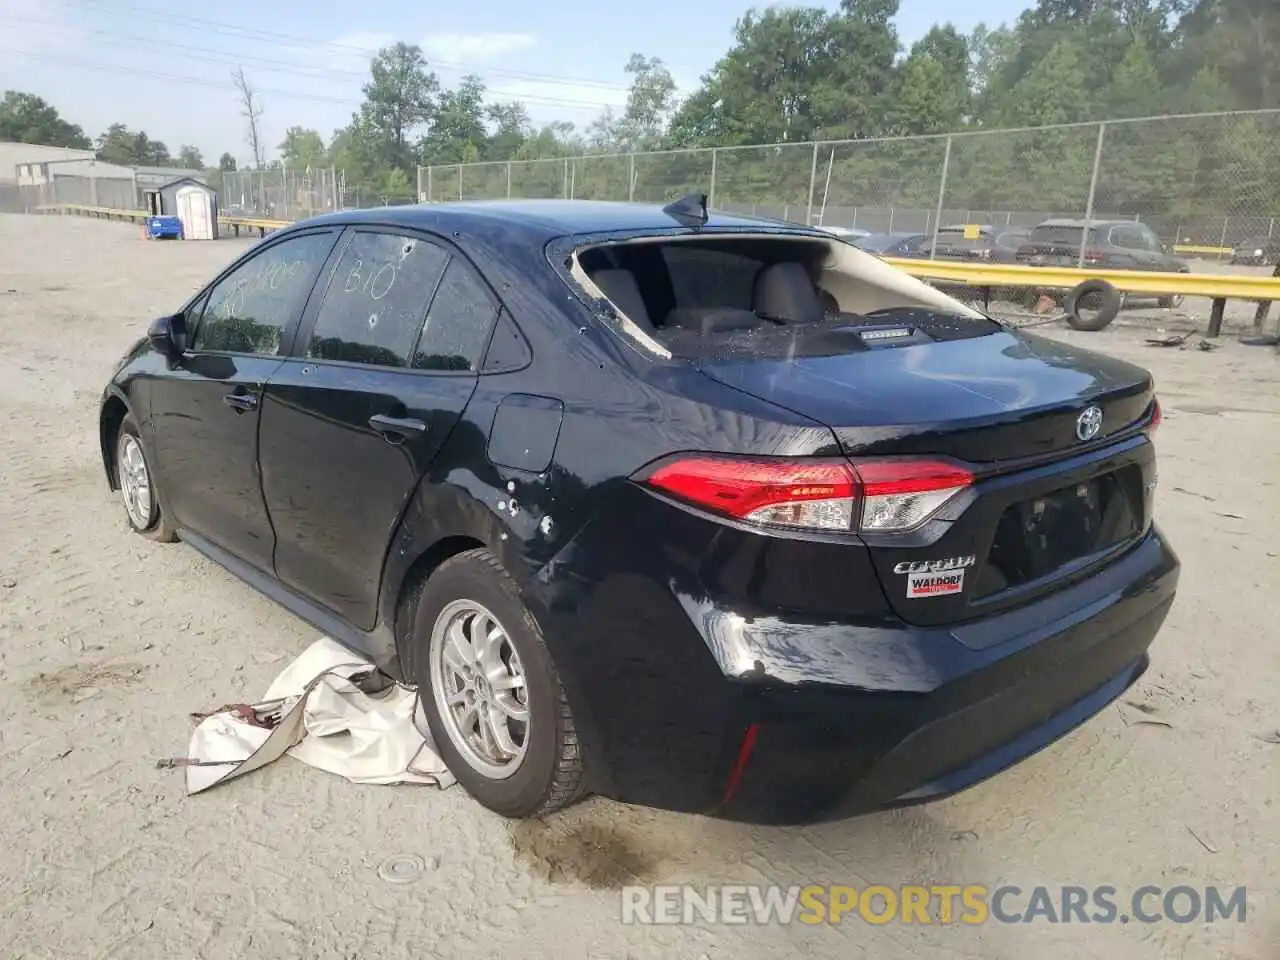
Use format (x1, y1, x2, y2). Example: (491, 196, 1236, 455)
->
(1016, 219, 1190, 307)
(926, 224, 1030, 264)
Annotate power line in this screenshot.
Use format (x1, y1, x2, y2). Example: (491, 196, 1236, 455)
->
(3, 49, 367, 106)
(51, 0, 631, 93)
(1, 18, 622, 110)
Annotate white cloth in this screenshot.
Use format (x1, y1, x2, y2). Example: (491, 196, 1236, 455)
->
(184, 637, 455, 794)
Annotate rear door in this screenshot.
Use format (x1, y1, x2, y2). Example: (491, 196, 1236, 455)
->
(1108, 224, 1158, 269)
(148, 228, 340, 571)
(257, 226, 500, 630)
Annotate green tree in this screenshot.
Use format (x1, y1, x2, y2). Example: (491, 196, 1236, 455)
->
(614, 54, 677, 151)
(419, 74, 487, 164)
(667, 1, 899, 147)
(1170, 0, 1279, 111)
(355, 42, 438, 175)
(485, 101, 531, 160)
(968, 23, 1014, 110)
(95, 124, 171, 165)
(177, 145, 204, 169)
(1102, 39, 1163, 117)
(383, 166, 412, 199)
(0, 91, 91, 148)
(218, 152, 237, 171)
(278, 126, 327, 169)
(888, 26, 971, 134)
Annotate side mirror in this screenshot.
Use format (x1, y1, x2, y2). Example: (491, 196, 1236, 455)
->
(147, 314, 185, 359)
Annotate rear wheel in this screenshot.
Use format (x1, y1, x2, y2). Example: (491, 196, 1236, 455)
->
(1159, 294, 1184, 309)
(410, 548, 586, 818)
(116, 414, 177, 542)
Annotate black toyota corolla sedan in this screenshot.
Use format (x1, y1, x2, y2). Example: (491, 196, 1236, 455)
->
(100, 196, 1179, 824)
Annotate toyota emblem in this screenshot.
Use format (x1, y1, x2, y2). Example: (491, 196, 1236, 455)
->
(1076, 406, 1103, 442)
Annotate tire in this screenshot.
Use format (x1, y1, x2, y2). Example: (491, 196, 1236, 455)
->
(116, 414, 178, 542)
(1159, 294, 1184, 309)
(1065, 279, 1122, 331)
(409, 548, 587, 818)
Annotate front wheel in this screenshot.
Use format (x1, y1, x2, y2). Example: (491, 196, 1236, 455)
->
(1159, 294, 1184, 309)
(410, 548, 587, 818)
(116, 414, 178, 542)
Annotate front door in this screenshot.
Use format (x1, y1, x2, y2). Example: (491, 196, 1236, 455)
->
(258, 228, 500, 629)
(149, 229, 340, 571)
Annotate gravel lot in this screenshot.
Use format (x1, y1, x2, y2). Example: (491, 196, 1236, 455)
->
(1, 214, 1277, 960)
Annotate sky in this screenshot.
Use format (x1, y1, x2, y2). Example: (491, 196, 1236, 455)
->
(1, 0, 1032, 165)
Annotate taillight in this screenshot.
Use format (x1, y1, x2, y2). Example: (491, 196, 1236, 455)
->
(640, 456, 974, 534)
(643, 457, 857, 530)
(1146, 397, 1162, 435)
(1083, 249, 1107, 264)
(854, 459, 975, 532)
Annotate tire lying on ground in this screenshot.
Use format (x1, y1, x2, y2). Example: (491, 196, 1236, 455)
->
(1064, 278, 1123, 331)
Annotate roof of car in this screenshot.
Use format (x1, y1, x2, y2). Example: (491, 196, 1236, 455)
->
(291, 199, 805, 242)
(1035, 218, 1143, 229)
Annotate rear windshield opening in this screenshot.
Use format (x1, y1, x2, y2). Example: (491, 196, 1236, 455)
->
(573, 234, 1000, 360)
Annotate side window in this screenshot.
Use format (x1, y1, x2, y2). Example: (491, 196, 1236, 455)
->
(307, 231, 449, 367)
(412, 258, 499, 372)
(1110, 226, 1145, 251)
(193, 232, 334, 355)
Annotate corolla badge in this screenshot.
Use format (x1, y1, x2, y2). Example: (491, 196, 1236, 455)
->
(1076, 405, 1103, 442)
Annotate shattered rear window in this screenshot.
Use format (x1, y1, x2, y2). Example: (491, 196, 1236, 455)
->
(571, 235, 999, 362)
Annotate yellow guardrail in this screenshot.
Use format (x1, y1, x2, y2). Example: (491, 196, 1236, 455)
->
(882, 257, 1280, 301)
(37, 202, 150, 220)
(220, 215, 293, 235)
(1174, 243, 1233, 256)
(36, 203, 291, 237)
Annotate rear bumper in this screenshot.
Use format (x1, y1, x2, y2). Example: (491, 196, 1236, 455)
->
(529, 492, 1179, 824)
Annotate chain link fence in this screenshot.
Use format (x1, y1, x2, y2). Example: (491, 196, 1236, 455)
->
(212, 167, 343, 220)
(10, 165, 346, 221)
(419, 110, 1280, 258)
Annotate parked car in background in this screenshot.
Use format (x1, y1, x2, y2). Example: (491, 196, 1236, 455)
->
(817, 224, 871, 241)
(100, 197, 1178, 825)
(852, 232, 928, 257)
(1016, 218, 1190, 308)
(1229, 237, 1280, 266)
(922, 225, 1030, 263)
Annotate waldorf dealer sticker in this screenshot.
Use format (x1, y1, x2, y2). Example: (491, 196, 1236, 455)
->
(895, 556, 975, 599)
(907, 568, 966, 598)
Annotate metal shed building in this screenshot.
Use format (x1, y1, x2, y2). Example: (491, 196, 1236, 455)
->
(145, 176, 219, 240)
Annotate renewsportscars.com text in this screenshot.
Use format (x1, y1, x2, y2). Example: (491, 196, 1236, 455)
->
(621, 884, 1247, 926)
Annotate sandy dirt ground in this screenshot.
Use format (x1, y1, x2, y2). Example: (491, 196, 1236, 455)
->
(0, 214, 1277, 960)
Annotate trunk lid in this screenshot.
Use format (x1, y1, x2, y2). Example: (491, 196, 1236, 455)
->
(697, 328, 1156, 626)
(697, 329, 1153, 464)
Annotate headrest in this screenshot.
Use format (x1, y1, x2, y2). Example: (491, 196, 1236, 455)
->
(753, 261, 824, 324)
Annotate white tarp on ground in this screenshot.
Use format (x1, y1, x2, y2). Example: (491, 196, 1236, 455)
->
(181, 637, 455, 794)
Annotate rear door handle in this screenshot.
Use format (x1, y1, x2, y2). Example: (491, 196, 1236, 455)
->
(369, 414, 427, 437)
(223, 392, 258, 413)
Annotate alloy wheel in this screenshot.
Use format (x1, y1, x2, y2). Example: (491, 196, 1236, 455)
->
(428, 599, 529, 779)
(118, 434, 153, 529)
